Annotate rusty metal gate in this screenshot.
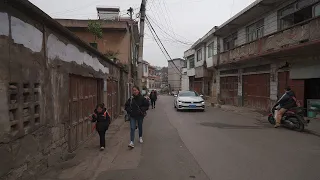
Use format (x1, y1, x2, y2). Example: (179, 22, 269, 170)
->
(193, 80, 203, 94)
(220, 76, 238, 106)
(106, 80, 113, 119)
(278, 71, 305, 107)
(106, 80, 119, 121)
(112, 80, 119, 119)
(243, 73, 270, 110)
(69, 75, 100, 152)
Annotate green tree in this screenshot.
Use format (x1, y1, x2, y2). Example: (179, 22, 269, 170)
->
(88, 20, 102, 44)
(104, 50, 120, 60)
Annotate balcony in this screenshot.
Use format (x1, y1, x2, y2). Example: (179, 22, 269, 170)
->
(206, 55, 218, 69)
(195, 66, 212, 78)
(219, 17, 320, 66)
(187, 68, 195, 77)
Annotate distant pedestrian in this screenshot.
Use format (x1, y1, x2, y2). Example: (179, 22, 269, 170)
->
(149, 90, 157, 109)
(125, 86, 150, 148)
(89, 103, 111, 151)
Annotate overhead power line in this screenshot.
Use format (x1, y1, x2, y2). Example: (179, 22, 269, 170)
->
(146, 14, 192, 45)
(146, 22, 170, 60)
(145, 15, 182, 75)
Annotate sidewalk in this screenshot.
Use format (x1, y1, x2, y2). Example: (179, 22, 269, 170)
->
(208, 102, 320, 136)
(39, 115, 128, 180)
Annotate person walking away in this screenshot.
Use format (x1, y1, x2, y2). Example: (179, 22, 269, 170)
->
(125, 86, 149, 148)
(274, 87, 298, 128)
(89, 103, 111, 150)
(149, 90, 157, 109)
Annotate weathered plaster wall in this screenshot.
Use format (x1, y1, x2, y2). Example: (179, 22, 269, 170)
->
(67, 30, 130, 66)
(11, 16, 43, 53)
(0, 12, 9, 36)
(0, 5, 114, 180)
(47, 34, 109, 74)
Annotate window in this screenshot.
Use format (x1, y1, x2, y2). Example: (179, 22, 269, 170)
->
(223, 33, 237, 51)
(246, 19, 264, 42)
(314, 3, 320, 17)
(279, 0, 317, 30)
(179, 91, 199, 97)
(207, 42, 214, 58)
(189, 57, 195, 69)
(196, 49, 202, 61)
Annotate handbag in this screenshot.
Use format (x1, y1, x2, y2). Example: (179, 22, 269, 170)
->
(132, 98, 147, 117)
(124, 114, 130, 122)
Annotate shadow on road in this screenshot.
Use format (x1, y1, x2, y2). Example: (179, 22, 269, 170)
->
(200, 122, 265, 129)
(177, 109, 205, 113)
(301, 130, 320, 138)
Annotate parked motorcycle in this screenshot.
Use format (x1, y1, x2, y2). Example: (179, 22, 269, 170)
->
(268, 104, 310, 131)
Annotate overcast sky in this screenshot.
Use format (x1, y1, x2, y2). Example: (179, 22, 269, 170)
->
(29, 0, 255, 67)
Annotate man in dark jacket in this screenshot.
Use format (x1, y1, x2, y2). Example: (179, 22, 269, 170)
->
(149, 90, 157, 109)
(125, 86, 149, 148)
(275, 87, 297, 128)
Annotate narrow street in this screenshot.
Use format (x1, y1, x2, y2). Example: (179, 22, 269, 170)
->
(40, 95, 320, 180)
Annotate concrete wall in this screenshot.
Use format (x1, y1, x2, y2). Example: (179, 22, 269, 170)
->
(183, 49, 195, 58)
(187, 68, 196, 77)
(67, 30, 130, 66)
(181, 68, 189, 91)
(0, 3, 120, 179)
(168, 60, 184, 91)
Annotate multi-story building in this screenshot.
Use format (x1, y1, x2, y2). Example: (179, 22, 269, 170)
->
(181, 67, 189, 91)
(186, 0, 320, 111)
(167, 58, 185, 91)
(148, 65, 156, 89)
(56, 7, 140, 85)
(142, 60, 149, 88)
(185, 26, 219, 96)
(155, 67, 168, 89)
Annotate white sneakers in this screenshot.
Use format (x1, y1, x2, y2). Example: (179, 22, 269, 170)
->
(100, 147, 105, 151)
(128, 138, 143, 148)
(128, 141, 134, 148)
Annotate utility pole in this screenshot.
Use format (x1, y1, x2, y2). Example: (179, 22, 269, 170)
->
(127, 7, 133, 20)
(127, 7, 134, 96)
(137, 0, 147, 89)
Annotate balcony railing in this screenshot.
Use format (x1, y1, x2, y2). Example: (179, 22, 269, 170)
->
(219, 17, 320, 65)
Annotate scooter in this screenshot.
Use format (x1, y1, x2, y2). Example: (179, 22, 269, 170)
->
(268, 104, 310, 132)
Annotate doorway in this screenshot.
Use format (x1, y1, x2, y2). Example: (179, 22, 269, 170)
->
(304, 78, 320, 106)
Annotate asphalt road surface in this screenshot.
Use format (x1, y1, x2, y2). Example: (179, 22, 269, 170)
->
(99, 95, 320, 180)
